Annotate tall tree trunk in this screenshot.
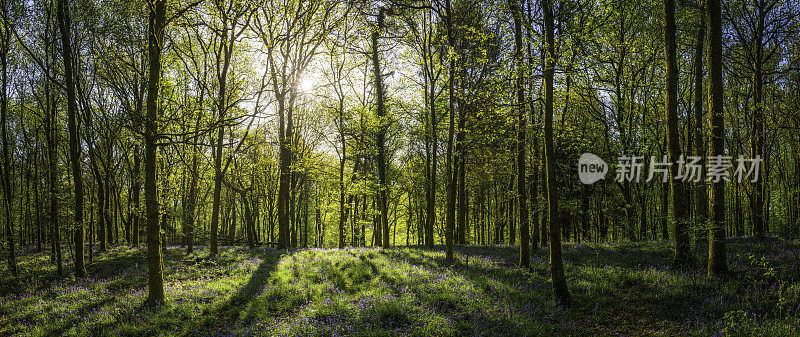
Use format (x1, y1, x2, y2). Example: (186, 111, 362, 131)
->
(338, 105, 346, 248)
(144, 0, 166, 304)
(372, 7, 389, 249)
(131, 149, 141, 247)
(46, 79, 62, 277)
(57, 0, 84, 279)
(230, 192, 237, 245)
(540, 155, 548, 246)
(707, 0, 727, 276)
(457, 155, 467, 245)
(426, 87, 437, 249)
(543, 0, 569, 305)
(661, 180, 669, 240)
(665, 0, 693, 268)
(243, 193, 254, 249)
(581, 186, 589, 242)
(511, 0, 529, 268)
(105, 168, 113, 246)
(93, 157, 106, 252)
(210, 20, 235, 256)
(185, 148, 198, 255)
(444, 0, 457, 263)
(693, 4, 708, 246)
(751, 6, 765, 239)
(277, 98, 289, 249)
(0, 1, 16, 277)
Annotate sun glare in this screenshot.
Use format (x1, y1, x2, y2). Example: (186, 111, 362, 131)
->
(299, 77, 315, 92)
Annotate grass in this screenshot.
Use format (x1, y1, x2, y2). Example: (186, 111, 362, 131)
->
(1, 237, 799, 336)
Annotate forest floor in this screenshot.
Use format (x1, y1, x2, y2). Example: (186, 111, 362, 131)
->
(1, 237, 800, 336)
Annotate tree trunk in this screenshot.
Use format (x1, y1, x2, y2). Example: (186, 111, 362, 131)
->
(144, 0, 166, 304)
(707, 0, 727, 276)
(131, 149, 141, 247)
(372, 8, 389, 249)
(210, 20, 235, 257)
(456, 143, 467, 245)
(426, 92, 437, 249)
(57, 0, 84, 279)
(511, 0, 529, 268)
(661, 180, 669, 240)
(338, 106, 346, 248)
(693, 5, 708, 245)
(665, 0, 693, 268)
(543, 0, 570, 305)
(444, 0, 457, 263)
(0, 2, 16, 277)
(46, 78, 62, 277)
(185, 149, 198, 255)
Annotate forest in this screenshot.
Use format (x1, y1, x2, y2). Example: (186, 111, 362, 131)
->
(1, 0, 800, 335)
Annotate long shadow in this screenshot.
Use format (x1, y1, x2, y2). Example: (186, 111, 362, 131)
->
(48, 298, 114, 336)
(378, 248, 545, 335)
(181, 249, 282, 336)
(386, 245, 721, 334)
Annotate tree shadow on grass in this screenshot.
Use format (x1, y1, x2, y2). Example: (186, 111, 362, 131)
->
(47, 298, 114, 337)
(181, 249, 283, 336)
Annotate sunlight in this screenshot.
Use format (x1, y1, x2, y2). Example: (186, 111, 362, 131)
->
(299, 76, 315, 93)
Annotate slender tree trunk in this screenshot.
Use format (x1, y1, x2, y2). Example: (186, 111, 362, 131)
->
(707, 0, 727, 276)
(94, 159, 106, 252)
(511, 0, 529, 268)
(210, 20, 235, 256)
(581, 186, 589, 242)
(457, 157, 467, 245)
(185, 148, 198, 255)
(444, 0, 456, 263)
(338, 105, 346, 248)
(661, 180, 669, 240)
(46, 81, 62, 277)
(144, 0, 166, 304)
(426, 85, 437, 249)
(543, 0, 569, 305)
(0, 2, 16, 277)
(131, 149, 141, 247)
(230, 192, 237, 245)
(105, 168, 113, 246)
(371, 8, 389, 249)
(693, 4, 708, 246)
(665, 0, 693, 268)
(540, 156, 548, 246)
(243, 192, 254, 249)
(57, 0, 84, 279)
(277, 93, 290, 249)
(751, 16, 765, 239)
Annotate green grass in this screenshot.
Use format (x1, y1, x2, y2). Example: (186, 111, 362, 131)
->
(1, 237, 799, 336)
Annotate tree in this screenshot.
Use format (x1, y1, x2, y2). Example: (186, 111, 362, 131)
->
(253, 0, 342, 249)
(664, 0, 692, 268)
(207, 0, 252, 257)
(144, 0, 166, 304)
(44, 6, 63, 275)
(543, 0, 569, 305)
(371, 6, 390, 249)
(707, 0, 727, 277)
(693, 1, 707, 246)
(57, 0, 85, 279)
(510, 0, 529, 268)
(0, 0, 16, 278)
(444, 0, 456, 264)
(724, 0, 795, 239)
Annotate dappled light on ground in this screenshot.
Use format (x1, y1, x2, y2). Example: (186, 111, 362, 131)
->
(2, 238, 799, 336)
